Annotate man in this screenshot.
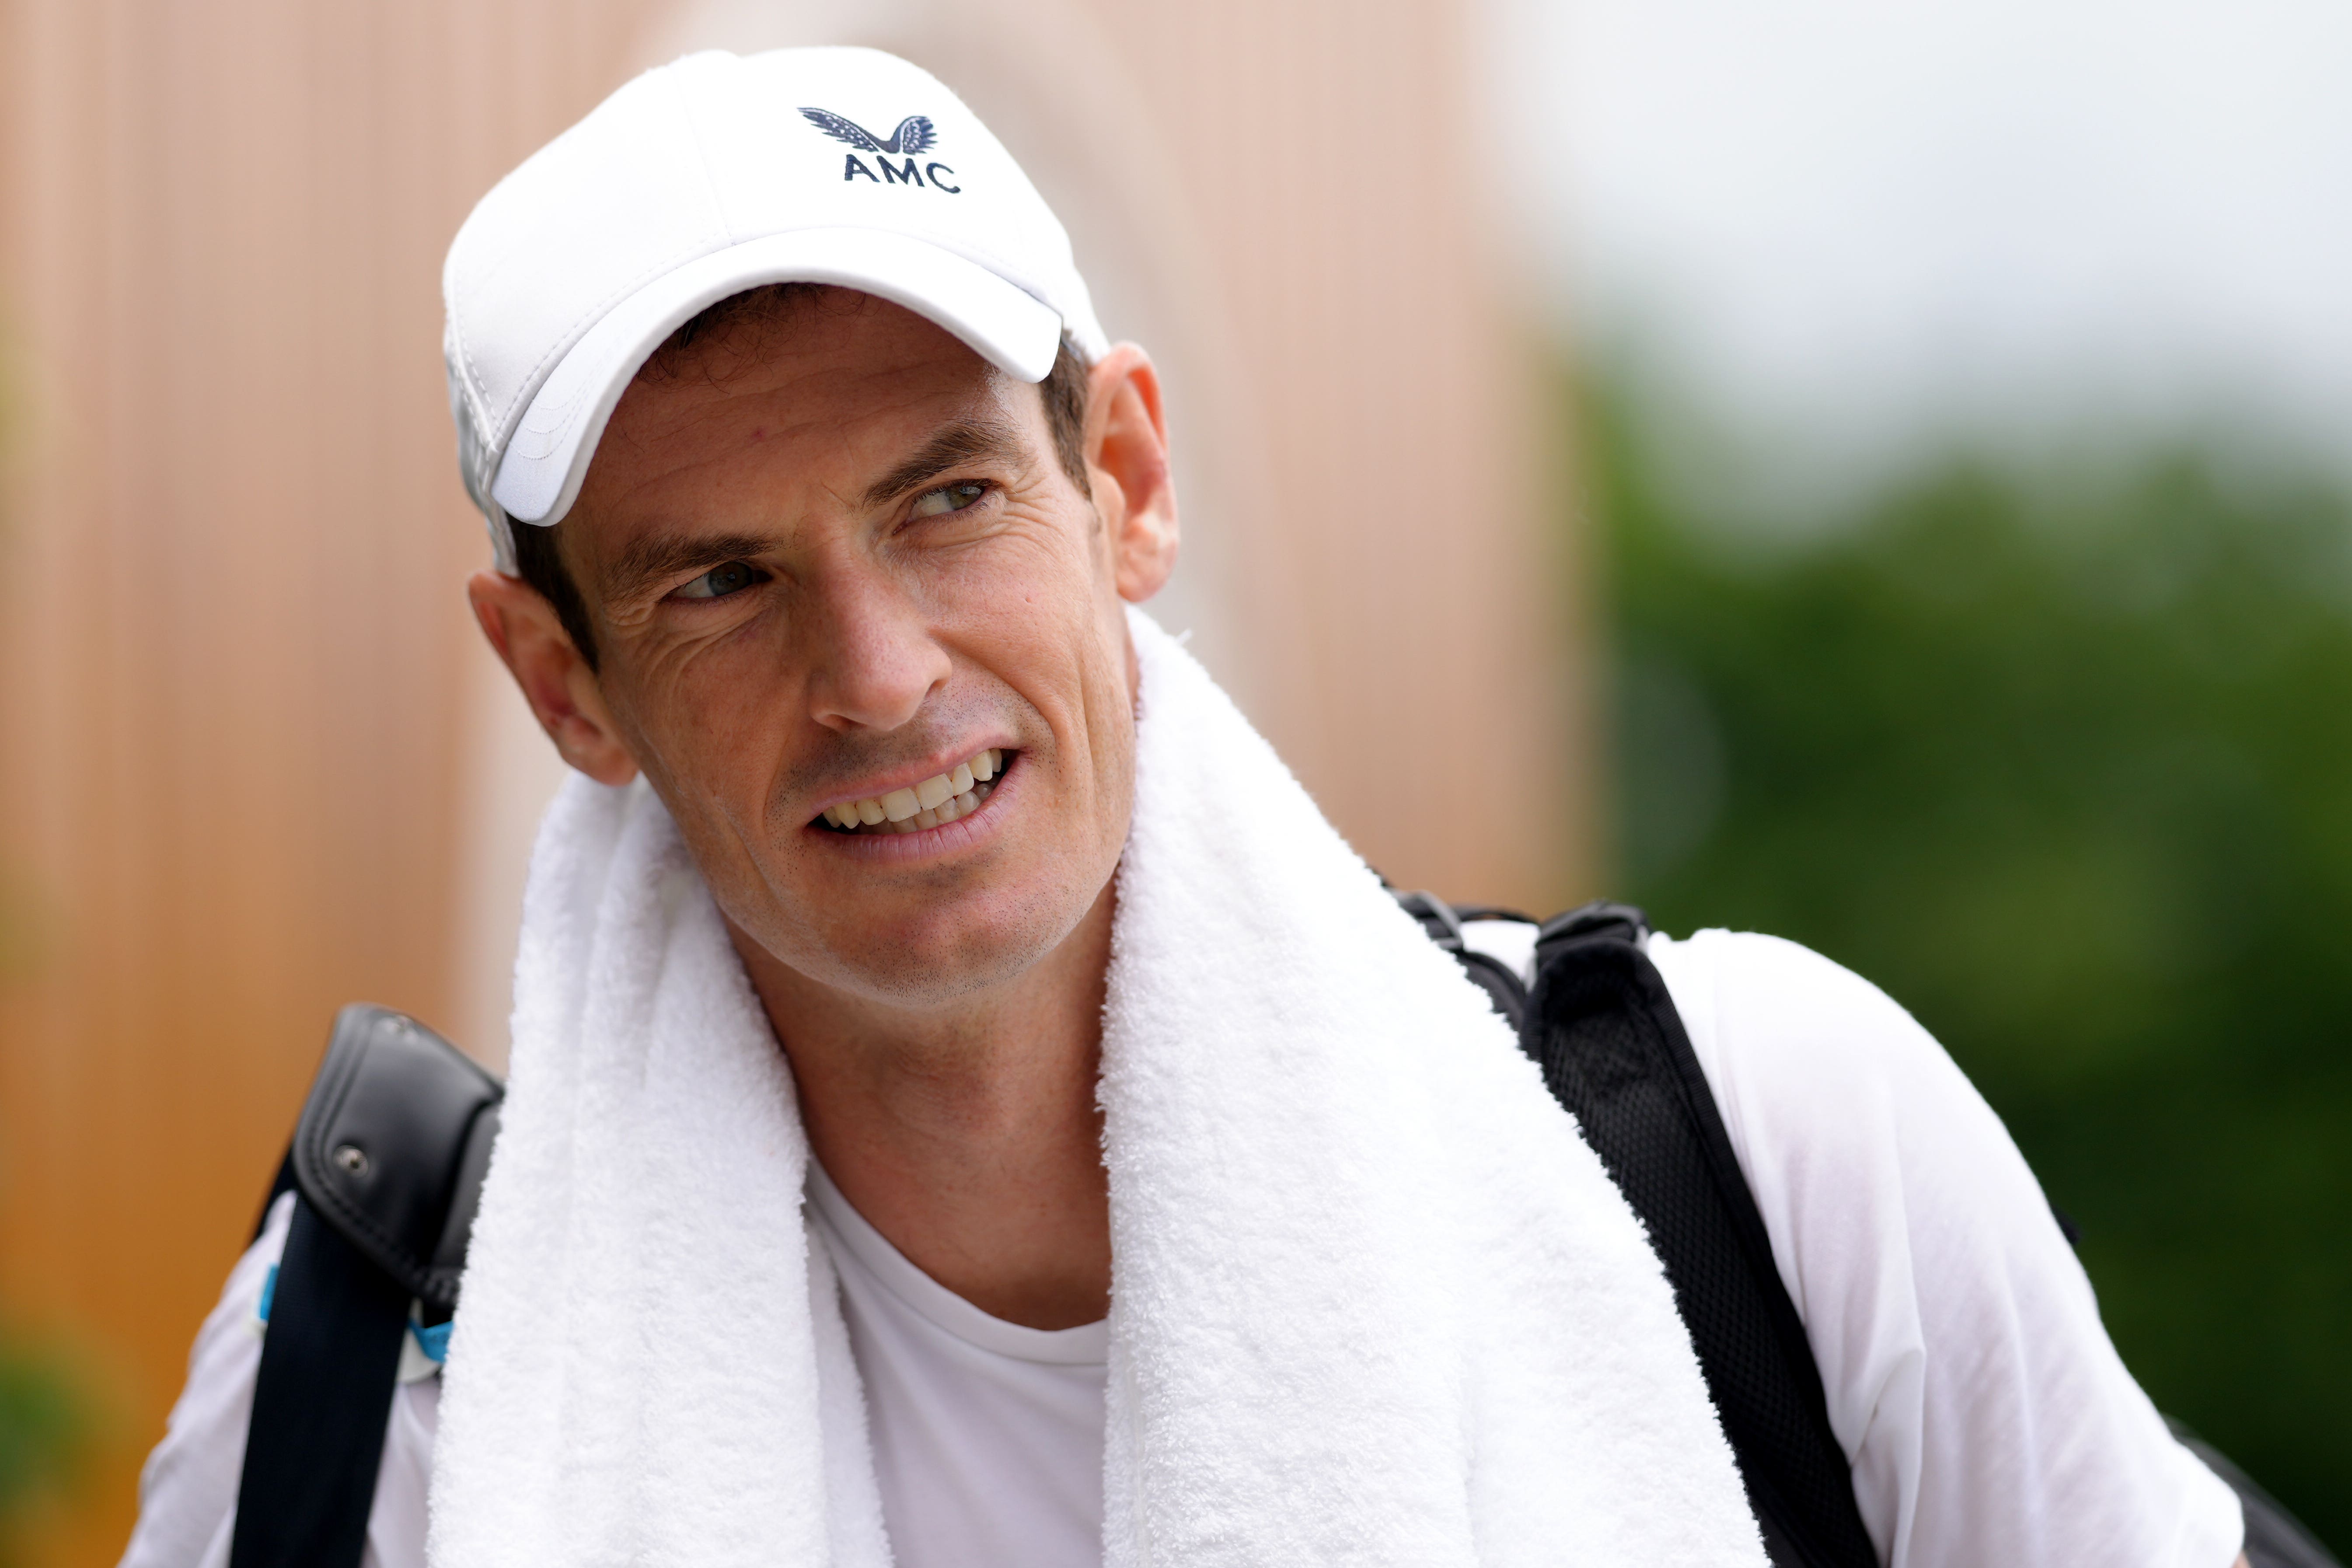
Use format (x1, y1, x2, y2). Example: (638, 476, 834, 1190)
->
(123, 45, 2244, 1568)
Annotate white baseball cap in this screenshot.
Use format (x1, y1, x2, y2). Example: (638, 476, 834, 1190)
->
(442, 46, 1106, 558)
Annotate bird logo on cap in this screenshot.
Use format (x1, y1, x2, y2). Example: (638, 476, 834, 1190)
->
(798, 108, 938, 157)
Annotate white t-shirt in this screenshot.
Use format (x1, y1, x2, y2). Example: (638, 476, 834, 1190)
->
(119, 928, 2243, 1568)
(117, 1191, 440, 1568)
(1473, 923, 2240, 1568)
(806, 1161, 1107, 1568)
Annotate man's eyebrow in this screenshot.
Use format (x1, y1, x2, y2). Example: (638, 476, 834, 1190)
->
(600, 531, 776, 604)
(860, 417, 1032, 511)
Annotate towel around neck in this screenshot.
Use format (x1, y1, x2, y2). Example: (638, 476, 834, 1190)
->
(427, 607, 1767, 1568)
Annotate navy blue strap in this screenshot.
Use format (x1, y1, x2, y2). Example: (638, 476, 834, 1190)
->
(228, 1195, 409, 1568)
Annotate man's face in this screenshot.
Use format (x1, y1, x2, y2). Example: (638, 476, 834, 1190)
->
(539, 292, 1165, 1009)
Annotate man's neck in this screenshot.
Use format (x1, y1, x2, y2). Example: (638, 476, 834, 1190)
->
(729, 884, 1115, 1331)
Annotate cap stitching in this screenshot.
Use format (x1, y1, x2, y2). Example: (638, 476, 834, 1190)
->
(466, 226, 1076, 471)
(482, 217, 730, 454)
(446, 306, 495, 496)
(475, 218, 1069, 489)
(469, 215, 1079, 486)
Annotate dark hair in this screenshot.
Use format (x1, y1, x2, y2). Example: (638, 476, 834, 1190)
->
(511, 287, 1094, 674)
(508, 513, 601, 671)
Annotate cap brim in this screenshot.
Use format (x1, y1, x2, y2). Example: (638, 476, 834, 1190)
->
(490, 227, 1066, 526)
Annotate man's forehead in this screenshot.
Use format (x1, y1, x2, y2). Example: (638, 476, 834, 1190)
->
(619, 291, 1007, 436)
(560, 293, 1047, 590)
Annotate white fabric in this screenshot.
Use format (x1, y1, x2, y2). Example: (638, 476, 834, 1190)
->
(486, 224, 1063, 527)
(424, 764, 889, 1567)
(421, 605, 1760, 1568)
(122, 609, 2238, 1568)
(1647, 929, 2243, 1568)
(1457, 920, 2244, 1568)
(807, 1163, 1108, 1568)
(442, 45, 1108, 531)
(126, 918, 2248, 1568)
(117, 1194, 440, 1568)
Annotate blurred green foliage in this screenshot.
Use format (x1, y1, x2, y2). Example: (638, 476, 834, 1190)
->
(1589, 377, 2352, 1547)
(0, 1334, 85, 1564)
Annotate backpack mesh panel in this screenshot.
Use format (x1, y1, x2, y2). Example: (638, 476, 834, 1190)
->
(1529, 939, 1879, 1568)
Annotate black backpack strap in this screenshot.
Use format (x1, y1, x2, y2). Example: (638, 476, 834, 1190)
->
(230, 1196, 411, 1568)
(1522, 908, 1876, 1568)
(230, 1005, 502, 1568)
(1421, 891, 2333, 1568)
(1394, 890, 1535, 1029)
(1404, 890, 1877, 1568)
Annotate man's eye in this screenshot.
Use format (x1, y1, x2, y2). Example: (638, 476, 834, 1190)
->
(909, 482, 989, 519)
(673, 561, 761, 601)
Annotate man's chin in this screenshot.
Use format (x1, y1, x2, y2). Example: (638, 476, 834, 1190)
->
(755, 884, 1102, 1012)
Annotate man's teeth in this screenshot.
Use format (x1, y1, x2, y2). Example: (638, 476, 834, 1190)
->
(821, 749, 1004, 835)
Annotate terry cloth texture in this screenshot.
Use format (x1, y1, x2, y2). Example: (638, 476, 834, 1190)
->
(427, 607, 1767, 1568)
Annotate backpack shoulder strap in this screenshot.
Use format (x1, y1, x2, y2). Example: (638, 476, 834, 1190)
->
(1526, 904, 1875, 1568)
(231, 1006, 502, 1568)
(1394, 889, 1535, 1028)
(1405, 891, 1876, 1568)
(289, 1005, 503, 1313)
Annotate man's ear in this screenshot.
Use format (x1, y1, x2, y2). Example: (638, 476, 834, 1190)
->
(1082, 344, 1179, 603)
(467, 568, 641, 786)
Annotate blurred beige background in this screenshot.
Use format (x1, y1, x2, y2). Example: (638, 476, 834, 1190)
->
(0, 0, 1587, 1558)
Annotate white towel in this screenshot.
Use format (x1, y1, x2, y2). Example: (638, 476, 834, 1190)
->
(429, 607, 1766, 1568)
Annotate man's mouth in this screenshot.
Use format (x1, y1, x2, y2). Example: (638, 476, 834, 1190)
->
(814, 748, 1009, 835)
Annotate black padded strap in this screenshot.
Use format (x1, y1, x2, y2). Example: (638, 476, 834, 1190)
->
(292, 1005, 503, 1314)
(1524, 925, 1877, 1568)
(228, 1196, 409, 1568)
(1394, 889, 1533, 1029)
(230, 1005, 503, 1566)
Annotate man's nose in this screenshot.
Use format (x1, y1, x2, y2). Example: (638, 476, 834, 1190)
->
(801, 562, 952, 734)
